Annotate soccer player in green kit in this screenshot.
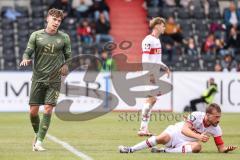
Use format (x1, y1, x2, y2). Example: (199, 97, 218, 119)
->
(20, 8, 71, 151)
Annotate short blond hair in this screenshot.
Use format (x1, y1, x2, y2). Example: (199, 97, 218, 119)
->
(149, 17, 166, 29)
(48, 8, 64, 20)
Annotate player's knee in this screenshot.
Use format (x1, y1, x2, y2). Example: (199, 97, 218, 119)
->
(148, 97, 156, 105)
(156, 133, 170, 144)
(192, 143, 201, 153)
(44, 105, 53, 114)
(30, 107, 39, 116)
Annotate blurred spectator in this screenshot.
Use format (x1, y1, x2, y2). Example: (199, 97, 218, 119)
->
(223, 1, 240, 34)
(49, 0, 73, 18)
(95, 12, 113, 44)
(225, 27, 240, 55)
(2, 7, 22, 21)
(203, 33, 215, 54)
(179, 0, 191, 8)
(77, 19, 93, 44)
(185, 37, 198, 56)
(215, 38, 229, 56)
(72, 0, 93, 20)
(164, 16, 183, 44)
(163, 0, 176, 7)
(85, 57, 99, 71)
(90, 0, 110, 21)
(214, 63, 222, 72)
(221, 54, 238, 72)
(98, 51, 116, 71)
(209, 22, 225, 39)
(163, 43, 176, 61)
(202, 0, 209, 16)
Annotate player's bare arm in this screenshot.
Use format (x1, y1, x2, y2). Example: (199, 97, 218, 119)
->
(160, 63, 170, 78)
(181, 122, 209, 143)
(165, 67, 170, 78)
(20, 31, 36, 67)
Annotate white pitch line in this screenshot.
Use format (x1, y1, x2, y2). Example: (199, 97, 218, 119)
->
(47, 134, 93, 160)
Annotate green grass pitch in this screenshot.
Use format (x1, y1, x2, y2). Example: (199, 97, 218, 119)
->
(0, 112, 239, 160)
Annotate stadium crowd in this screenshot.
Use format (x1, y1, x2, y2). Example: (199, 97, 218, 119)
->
(145, 0, 240, 72)
(0, 0, 240, 72)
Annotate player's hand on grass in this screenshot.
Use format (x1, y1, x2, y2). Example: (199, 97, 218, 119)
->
(60, 64, 69, 76)
(20, 59, 31, 66)
(199, 132, 209, 143)
(224, 146, 237, 153)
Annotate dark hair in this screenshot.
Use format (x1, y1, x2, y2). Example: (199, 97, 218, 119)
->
(206, 103, 221, 114)
(48, 8, 64, 20)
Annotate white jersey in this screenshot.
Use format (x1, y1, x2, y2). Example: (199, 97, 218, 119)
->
(163, 112, 223, 148)
(179, 112, 222, 141)
(141, 34, 166, 67)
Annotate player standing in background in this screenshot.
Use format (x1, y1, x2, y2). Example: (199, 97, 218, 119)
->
(20, 8, 71, 151)
(119, 103, 237, 153)
(138, 17, 170, 136)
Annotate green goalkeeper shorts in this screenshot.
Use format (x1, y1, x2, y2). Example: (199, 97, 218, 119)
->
(29, 81, 61, 106)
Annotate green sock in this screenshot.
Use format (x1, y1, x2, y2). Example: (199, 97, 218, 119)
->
(30, 115, 40, 134)
(37, 113, 52, 142)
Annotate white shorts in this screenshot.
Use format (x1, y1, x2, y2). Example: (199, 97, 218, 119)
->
(142, 54, 162, 98)
(142, 53, 162, 65)
(142, 54, 162, 74)
(162, 125, 190, 148)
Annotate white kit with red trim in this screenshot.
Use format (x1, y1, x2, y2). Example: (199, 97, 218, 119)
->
(163, 111, 224, 149)
(141, 34, 165, 66)
(179, 112, 223, 145)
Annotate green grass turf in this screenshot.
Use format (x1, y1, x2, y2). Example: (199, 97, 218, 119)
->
(0, 112, 239, 160)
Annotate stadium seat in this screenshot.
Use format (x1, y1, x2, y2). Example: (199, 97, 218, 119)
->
(209, 0, 219, 8)
(235, 54, 240, 63)
(4, 60, 17, 70)
(193, 20, 208, 32)
(2, 47, 17, 71)
(2, 28, 14, 37)
(17, 30, 29, 37)
(31, 18, 44, 29)
(30, 0, 44, 7)
(192, 9, 206, 19)
(202, 54, 216, 63)
(61, 18, 77, 30)
(82, 44, 97, 55)
(160, 7, 175, 18)
(2, 40, 15, 50)
(31, 6, 44, 18)
(17, 18, 29, 30)
(147, 7, 160, 18)
(1, 18, 14, 29)
(208, 9, 221, 20)
(44, 0, 55, 6)
(176, 8, 190, 19)
(15, 6, 29, 18)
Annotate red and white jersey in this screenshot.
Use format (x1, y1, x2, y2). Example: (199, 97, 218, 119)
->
(142, 34, 166, 67)
(174, 112, 224, 146)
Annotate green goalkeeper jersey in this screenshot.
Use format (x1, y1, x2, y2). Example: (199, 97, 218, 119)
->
(23, 29, 71, 82)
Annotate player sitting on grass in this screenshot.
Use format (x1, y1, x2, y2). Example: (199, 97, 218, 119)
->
(119, 103, 237, 153)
